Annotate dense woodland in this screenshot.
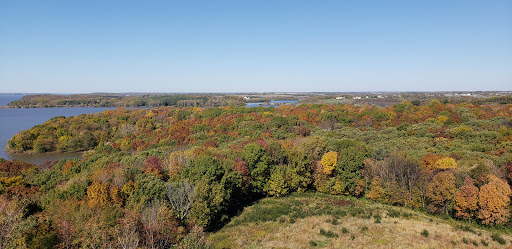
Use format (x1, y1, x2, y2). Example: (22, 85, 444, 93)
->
(7, 94, 245, 108)
(2, 100, 512, 248)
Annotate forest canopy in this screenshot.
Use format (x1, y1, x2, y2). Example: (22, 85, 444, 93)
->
(2, 100, 512, 248)
(7, 93, 245, 108)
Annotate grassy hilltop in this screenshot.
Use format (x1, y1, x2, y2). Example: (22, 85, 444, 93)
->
(210, 192, 511, 249)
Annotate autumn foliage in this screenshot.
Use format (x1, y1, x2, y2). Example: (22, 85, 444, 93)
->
(454, 178, 479, 219)
(434, 157, 457, 170)
(478, 175, 512, 225)
(320, 151, 337, 175)
(1, 100, 512, 248)
(427, 171, 456, 214)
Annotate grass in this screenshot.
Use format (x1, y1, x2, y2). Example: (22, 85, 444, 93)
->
(224, 193, 353, 229)
(208, 192, 512, 248)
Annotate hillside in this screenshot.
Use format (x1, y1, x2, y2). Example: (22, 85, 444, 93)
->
(210, 192, 511, 248)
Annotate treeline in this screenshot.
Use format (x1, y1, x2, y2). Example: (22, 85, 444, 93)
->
(7, 94, 245, 108)
(1, 100, 512, 248)
(300, 94, 512, 107)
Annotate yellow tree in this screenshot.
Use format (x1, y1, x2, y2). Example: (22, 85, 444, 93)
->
(109, 186, 124, 207)
(366, 177, 386, 202)
(434, 157, 457, 170)
(168, 149, 193, 178)
(87, 181, 110, 207)
(320, 151, 337, 175)
(478, 175, 512, 225)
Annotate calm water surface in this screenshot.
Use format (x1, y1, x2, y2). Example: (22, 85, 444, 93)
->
(0, 105, 111, 164)
(0, 94, 25, 106)
(246, 100, 298, 108)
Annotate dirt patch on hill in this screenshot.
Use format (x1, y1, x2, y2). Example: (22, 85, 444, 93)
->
(330, 199, 353, 206)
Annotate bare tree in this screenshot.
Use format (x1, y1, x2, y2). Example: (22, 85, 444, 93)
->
(384, 153, 420, 207)
(117, 220, 139, 249)
(166, 180, 195, 220)
(141, 201, 162, 249)
(362, 158, 378, 193)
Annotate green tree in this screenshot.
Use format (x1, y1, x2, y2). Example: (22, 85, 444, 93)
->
(241, 143, 272, 193)
(335, 146, 369, 194)
(267, 167, 288, 197)
(183, 156, 224, 183)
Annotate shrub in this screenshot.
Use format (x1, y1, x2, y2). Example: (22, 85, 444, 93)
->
(327, 217, 339, 225)
(387, 209, 400, 218)
(462, 237, 469, 244)
(361, 226, 368, 232)
(319, 229, 338, 238)
(481, 239, 488, 247)
(341, 227, 349, 234)
(401, 212, 412, 218)
(421, 229, 429, 238)
(334, 210, 347, 217)
(458, 225, 475, 234)
(309, 240, 327, 247)
(172, 232, 211, 249)
(349, 207, 364, 217)
(491, 233, 506, 245)
(374, 214, 382, 224)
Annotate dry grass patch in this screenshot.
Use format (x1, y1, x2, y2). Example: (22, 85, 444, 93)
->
(209, 192, 512, 249)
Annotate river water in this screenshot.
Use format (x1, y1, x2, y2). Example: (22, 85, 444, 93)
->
(0, 94, 26, 106)
(0, 95, 111, 164)
(246, 100, 298, 108)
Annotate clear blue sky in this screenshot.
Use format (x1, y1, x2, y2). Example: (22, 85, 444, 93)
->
(0, 0, 511, 93)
